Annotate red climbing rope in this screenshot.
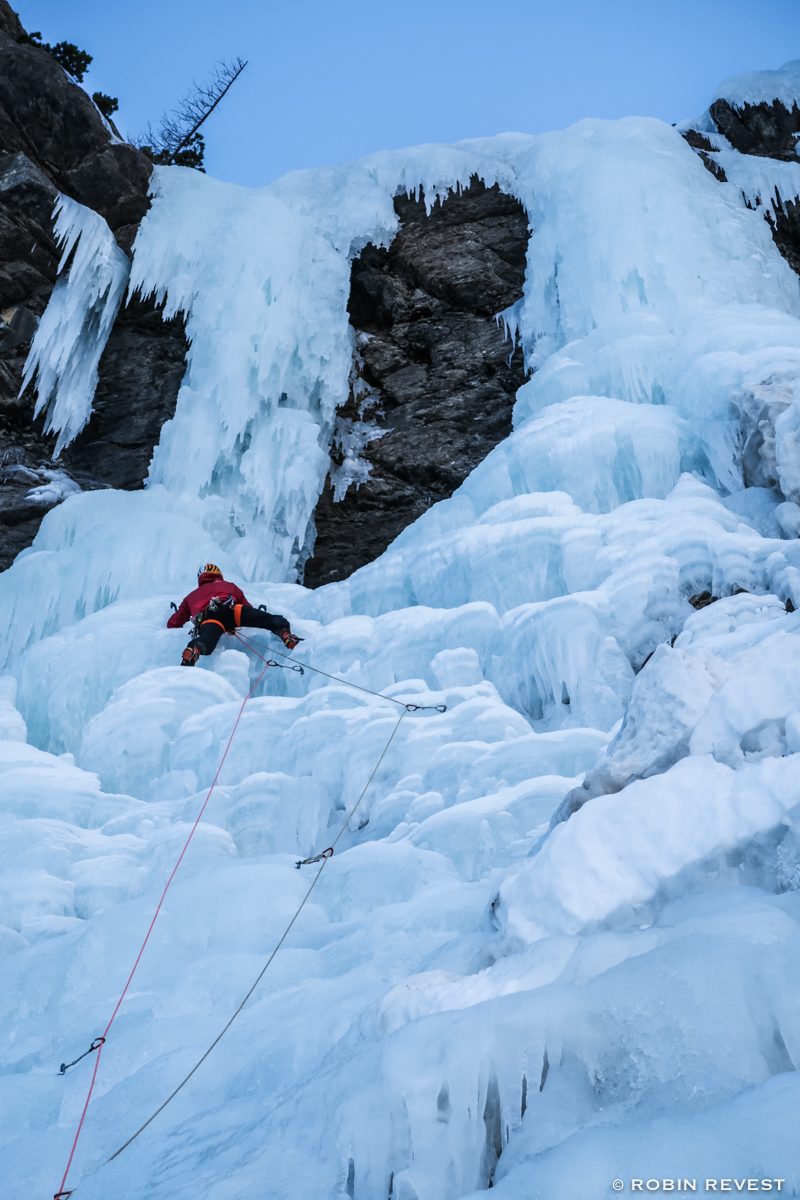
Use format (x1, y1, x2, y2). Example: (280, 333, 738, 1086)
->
(54, 658, 272, 1200)
(105, 703, 409, 1166)
(56, 635, 448, 1196)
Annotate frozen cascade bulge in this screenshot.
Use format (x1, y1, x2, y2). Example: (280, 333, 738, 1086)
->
(4, 81, 800, 1199)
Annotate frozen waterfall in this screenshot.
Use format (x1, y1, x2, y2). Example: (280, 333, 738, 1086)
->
(4, 77, 800, 1200)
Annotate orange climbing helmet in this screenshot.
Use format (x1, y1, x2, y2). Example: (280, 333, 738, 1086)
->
(198, 562, 223, 580)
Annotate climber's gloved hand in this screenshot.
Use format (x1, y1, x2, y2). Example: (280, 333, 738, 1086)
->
(279, 629, 303, 651)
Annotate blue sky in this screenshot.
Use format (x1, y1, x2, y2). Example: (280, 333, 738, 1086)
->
(17, 0, 800, 188)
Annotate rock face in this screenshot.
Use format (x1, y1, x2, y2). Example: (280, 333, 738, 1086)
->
(303, 180, 529, 587)
(681, 129, 728, 182)
(4, 3, 798, 586)
(684, 97, 800, 280)
(0, 0, 186, 571)
(60, 299, 187, 492)
(708, 97, 800, 277)
(709, 97, 800, 162)
(768, 194, 800, 277)
(0, 3, 151, 247)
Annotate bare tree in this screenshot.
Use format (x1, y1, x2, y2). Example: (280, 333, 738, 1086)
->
(136, 57, 248, 171)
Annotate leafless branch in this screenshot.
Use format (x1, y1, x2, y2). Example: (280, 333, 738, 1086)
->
(133, 57, 247, 164)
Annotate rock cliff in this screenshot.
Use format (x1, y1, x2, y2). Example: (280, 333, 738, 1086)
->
(3, 1, 800, 584)
(304, 180, 530, 586)
(0, 0, 186, 570)
(684, 94, 800, 275)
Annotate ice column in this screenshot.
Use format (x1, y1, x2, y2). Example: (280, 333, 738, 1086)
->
(129, 168, 356, 579)
(21, 195, 130, 455)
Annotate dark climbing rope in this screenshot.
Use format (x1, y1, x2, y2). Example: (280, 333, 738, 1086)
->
(235, 631, 406, 704)
(107, 854, 330, 1166)
(54, 632, 446, 1195)
(106, 704, 409, 1164)
(233, 631, 447, 712)
(53, 657, 273, 1200)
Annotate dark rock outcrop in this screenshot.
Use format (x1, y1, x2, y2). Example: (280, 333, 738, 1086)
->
(1, 0, 527, 584)
(763, 191, 800, 277)
(60, 298, 188, 491)
(0, 0, 186, 571)
(304, 179, 529, 587)
(709, 97, 800, 162)
(706, 96, 800, 276)
(0, 3, 152, 247)
(683, 93, 800, 279)
(681, 129, 728, 182)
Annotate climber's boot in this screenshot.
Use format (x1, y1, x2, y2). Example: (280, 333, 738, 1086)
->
(181, 644, 201, 667)
(279, 629, 303, 651)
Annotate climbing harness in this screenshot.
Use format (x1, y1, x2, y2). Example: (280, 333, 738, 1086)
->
(54, 635, 447, 1197)
(195, 594, 236, 634)
(59, 1038, 104, 1075)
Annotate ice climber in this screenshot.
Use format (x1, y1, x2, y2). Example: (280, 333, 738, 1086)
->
(168, 563, 302, 666)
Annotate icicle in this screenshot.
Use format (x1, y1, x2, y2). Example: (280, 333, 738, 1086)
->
(21, 195, 130, 455)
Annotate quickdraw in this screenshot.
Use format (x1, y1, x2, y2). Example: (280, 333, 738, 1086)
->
(59, 1037, 105, 1075)
(295, 846, 334, 869)
(404, 703, 448, 713)
(267, 658, 304, 675)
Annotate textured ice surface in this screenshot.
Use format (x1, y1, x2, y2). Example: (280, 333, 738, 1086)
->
(6, 107, 800, 1199)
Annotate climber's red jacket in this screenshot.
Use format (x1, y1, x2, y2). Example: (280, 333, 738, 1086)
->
(167, 573, 249, 628)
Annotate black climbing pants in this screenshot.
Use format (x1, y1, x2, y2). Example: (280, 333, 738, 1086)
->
(190, 606, 288, 657)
